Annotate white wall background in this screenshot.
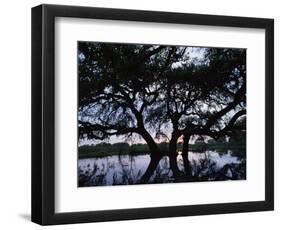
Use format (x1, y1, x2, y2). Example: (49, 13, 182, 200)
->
(0, 0, 279, 229)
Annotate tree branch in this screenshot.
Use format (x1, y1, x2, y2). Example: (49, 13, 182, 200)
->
(79, 121, 139, 139)
(196, 109, 246, 139)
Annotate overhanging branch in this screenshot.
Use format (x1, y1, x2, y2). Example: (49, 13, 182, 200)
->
(79, 121, 139, 139)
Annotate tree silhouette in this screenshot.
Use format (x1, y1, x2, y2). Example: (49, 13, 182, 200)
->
(78, 42, 246, 183)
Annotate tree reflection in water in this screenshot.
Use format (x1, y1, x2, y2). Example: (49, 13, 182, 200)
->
(78, 150, 246, 187)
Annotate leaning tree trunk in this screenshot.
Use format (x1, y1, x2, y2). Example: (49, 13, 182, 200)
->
(138, 129, 163, 184)
(182, 135, 192, 177)
(139, 153, 162, 183)
(168, 132, 182, 178)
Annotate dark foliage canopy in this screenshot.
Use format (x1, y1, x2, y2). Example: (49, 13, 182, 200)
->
(78, 42, 246, 143)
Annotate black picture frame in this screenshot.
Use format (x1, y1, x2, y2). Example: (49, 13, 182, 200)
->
(31, 4, 274, 225)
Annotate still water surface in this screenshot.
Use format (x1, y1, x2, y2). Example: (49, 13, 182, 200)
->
(78, 150, 246, 187)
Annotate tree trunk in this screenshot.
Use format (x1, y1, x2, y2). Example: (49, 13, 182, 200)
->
(168, 132, 182, 178)
(139, 153, 162, 183)
(182, 135, 192, 177)
(138, 128, 162, 183)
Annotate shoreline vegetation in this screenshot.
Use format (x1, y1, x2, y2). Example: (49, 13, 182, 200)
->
(79, 141, 246, 159)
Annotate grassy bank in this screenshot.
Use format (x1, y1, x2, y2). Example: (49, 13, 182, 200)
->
(189, 143, 246, 152)
(79, 142, 246, 159)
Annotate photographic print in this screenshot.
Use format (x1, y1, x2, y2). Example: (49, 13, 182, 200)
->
(32, 5, 274, 224)
(78, 42, 246, 187)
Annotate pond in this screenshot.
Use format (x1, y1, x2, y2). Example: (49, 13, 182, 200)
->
(78, 150, 246, 187)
